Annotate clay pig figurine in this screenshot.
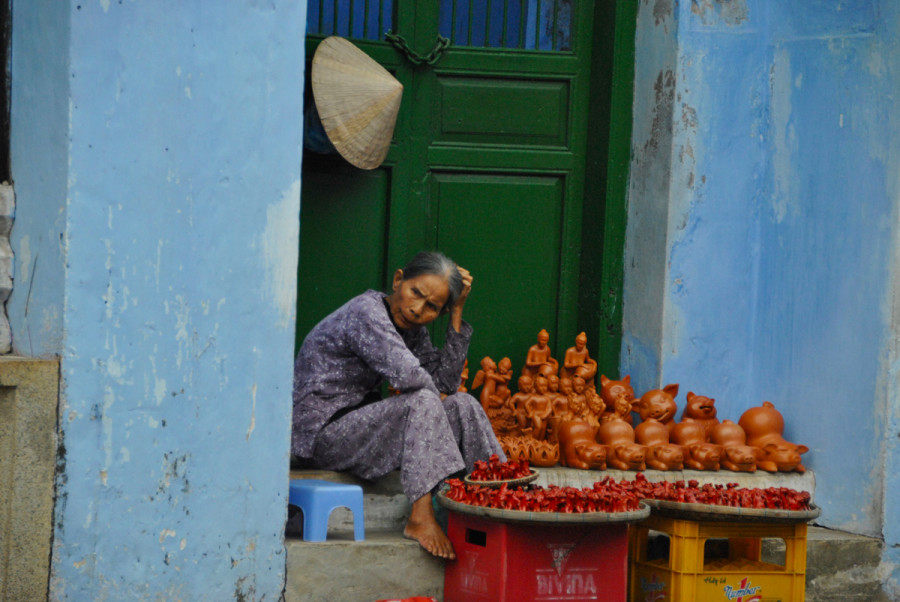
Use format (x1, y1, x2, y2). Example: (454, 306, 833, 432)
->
(739, 401, 809, 473)
(635, 417, 684, 470)
(710, 420, 760, 472)
(604, 442, 647, 471)
(634, 384, 680, 433)
(557, 420, 606, 470)
(670, 421, 722, 471)
(679, 391, 720, 440)
(596, 410, 646, 471)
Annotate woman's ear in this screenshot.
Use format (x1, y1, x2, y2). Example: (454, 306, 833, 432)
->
(391, 269, 404, 291)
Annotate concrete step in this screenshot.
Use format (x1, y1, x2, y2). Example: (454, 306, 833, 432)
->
(804, 527, 890, 601)
(284, 468, 889, 601)
(284, 530, 445, 602)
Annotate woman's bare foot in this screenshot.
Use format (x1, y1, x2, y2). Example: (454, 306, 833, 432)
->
(403, 493, 456, 560)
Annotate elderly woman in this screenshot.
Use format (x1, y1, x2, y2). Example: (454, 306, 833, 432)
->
(291, 251, 504, 559)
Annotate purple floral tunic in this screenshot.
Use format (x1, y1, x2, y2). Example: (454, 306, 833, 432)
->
(292, 290, 504, 501)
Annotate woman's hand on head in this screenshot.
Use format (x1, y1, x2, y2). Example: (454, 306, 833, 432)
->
(456, 266, 472, 309)
(449, 266, 471, 332)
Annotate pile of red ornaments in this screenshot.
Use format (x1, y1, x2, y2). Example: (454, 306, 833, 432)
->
(445, 478, 643, 513)
(468, 454, 531, 481)
(624, 473, 812, 510)
(448, 459, 812, 513)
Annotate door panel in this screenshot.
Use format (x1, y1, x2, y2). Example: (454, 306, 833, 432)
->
(295, 157, 391, 348)
(430, 172, 563, 364)
(435, 76, 570, 147)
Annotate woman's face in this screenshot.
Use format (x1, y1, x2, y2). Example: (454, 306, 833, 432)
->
(387, 270, 450, 330)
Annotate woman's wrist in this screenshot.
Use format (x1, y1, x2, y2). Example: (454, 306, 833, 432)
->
(450, 306, 464, 332)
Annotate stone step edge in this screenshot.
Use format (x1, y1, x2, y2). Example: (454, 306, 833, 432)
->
(290, 466, 817, 497)
(287, 523, 884, 572)
(285, 528, 419, 546)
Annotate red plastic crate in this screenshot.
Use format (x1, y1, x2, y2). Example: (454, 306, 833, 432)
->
(444, 512, 629, 602)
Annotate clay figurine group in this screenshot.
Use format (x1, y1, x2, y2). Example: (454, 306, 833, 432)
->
(466, 330, 809, 474)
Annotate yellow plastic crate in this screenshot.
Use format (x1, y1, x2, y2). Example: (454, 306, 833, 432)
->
(629, 513, 808, 601)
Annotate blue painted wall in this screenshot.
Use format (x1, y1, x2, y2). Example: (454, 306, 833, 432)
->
(624, 0, 900, 592)
(9, 1, 306, 599)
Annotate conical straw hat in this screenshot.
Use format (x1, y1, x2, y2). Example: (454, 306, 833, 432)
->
(311, 36, 403, 170)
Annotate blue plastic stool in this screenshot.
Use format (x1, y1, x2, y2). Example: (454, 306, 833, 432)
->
(288, 479, 365, 542)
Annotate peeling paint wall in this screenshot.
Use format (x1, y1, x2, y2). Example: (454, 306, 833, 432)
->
(9, 1, 306, 599)
(620, 0, 679, 391)
(624, 0, 900, 591)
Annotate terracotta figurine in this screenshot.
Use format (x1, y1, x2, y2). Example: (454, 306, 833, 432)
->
(563, 376, 589, 422)
(738, 401, 809, 473)
(710, 420, 760, 472)
(634, 384, 680, 433)
(557, 420, 607, 470)
(601, 393, 632, 424)
(560, 332, 598, 388)
(495, 357, 514, 402)
(524, 375, 553, 440)
(635, 417, 684, 471)
(509, 375, 535, 435)
(599, 374, 635, 424)
(670, 421, 722, 471)
(679, 391, 720, 440)
(500, 435, 529, 462)
(471, 356, 517, 435)
(525, 438, 560, 467)
(584, 387, 606, 428)
(552, 377, 573, 417)
(596, 397, 646, 471)
(522, 329, 559, 381)
(470, 356, 501, 413)
(544, 374, 566, 445)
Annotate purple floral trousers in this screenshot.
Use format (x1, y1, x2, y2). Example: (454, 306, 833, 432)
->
(309, 390, 504, 501)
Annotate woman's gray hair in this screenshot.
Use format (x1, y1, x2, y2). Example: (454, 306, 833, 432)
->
(400, 251, 463, 311)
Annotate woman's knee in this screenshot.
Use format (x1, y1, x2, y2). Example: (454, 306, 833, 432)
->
(403, 388, 446, 416)
(442, 392, 482, 416)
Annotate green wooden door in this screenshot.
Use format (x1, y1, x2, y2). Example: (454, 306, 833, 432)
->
(297, 1, 632, 376)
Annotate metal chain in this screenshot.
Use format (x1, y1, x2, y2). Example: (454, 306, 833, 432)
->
(385, 31, 451, 66)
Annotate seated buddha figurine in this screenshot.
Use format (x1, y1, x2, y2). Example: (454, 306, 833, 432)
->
(560, 332, 598, 389)
(522, 329, 559, 381)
